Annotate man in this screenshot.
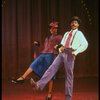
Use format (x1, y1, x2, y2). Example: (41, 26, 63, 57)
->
(30, 16, 88, 100)
(12, 21, 62, 100)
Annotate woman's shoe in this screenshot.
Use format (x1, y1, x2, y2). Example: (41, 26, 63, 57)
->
(46, 95, 52, 100)
(11, 77, 25, 84)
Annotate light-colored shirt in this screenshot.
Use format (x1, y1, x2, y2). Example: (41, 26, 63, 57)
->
(61, 29, 88, 55)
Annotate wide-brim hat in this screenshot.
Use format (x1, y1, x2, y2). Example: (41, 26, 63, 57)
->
(49, 21, 59, 28)
(69, 16, 81, 24)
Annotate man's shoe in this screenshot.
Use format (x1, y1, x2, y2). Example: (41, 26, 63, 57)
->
(30, 78, 39, 91)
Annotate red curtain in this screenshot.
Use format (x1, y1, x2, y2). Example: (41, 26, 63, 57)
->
(2, 0, 99, 79)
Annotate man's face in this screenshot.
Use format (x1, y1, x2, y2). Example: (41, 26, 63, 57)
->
(70, 20, 79, 30)
(50, 27, 58, 34)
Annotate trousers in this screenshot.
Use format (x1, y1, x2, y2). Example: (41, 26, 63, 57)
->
(37, 48, 75, 100)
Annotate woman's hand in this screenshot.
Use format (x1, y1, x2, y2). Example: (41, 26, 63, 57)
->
(54, 45, 58, 49)
(33, 41, 40, 47)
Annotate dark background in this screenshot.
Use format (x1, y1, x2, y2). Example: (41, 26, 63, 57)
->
(2, 0, 99, 79)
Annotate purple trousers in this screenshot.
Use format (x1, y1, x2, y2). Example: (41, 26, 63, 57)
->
(37, 48, 75, 100)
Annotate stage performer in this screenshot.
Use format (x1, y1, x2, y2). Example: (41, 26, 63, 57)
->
(12, 20, 62, 100)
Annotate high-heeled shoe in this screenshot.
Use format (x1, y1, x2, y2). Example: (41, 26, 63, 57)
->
(46, 94, 52, 100)
(11, 77, 25, 84)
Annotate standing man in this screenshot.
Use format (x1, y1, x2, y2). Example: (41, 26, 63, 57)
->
(30, 16, 88, 100)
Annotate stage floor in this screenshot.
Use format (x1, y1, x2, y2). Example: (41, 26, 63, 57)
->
(2, 77, 98, 100)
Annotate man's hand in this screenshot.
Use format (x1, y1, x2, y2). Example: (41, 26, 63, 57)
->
(72, 51, 76, 56)
(72, 51, 76, 59)
(59, 46, 65, 53)
(54, 44, 63, 52)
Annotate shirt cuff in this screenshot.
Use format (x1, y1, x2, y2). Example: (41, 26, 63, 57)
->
(73, 51, 78, 56)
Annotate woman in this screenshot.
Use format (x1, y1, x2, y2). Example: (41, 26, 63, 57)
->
(12, 21, 62, 100)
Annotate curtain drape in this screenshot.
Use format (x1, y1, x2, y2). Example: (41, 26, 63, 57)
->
(2, 0, 99, 79)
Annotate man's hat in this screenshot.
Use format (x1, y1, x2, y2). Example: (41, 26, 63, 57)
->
(70, 16, 81, 24)
(49, 21, 59, 28)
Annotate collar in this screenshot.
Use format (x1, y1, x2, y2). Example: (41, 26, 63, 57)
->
(71, 28, 78, 33)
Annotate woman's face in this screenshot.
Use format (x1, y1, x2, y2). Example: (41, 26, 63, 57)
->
(50, 27, 58, 34)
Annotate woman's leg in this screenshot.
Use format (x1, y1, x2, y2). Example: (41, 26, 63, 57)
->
(17, 67, 33, 80)
(48, 80, 53, 96)
(12, 54, 45, 83)
(12, 67, 33, 84)
(46, 80, 53, 100)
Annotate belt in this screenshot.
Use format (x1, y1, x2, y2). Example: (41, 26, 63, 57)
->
(65, 48, 75, 52)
